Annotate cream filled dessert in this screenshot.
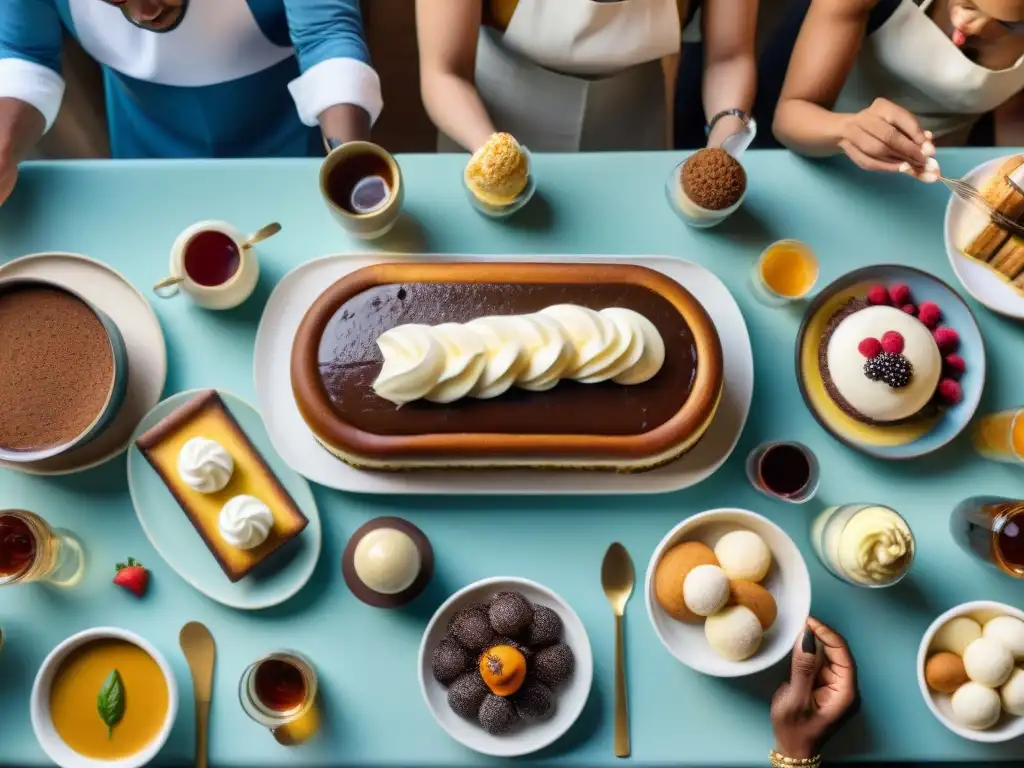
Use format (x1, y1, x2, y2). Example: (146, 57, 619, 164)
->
(353, 527, 422, 595)
(372, 305, 666, 406)
(178, 437, 234, 493)
(219, 495, 274, 550)
(465, 133, 529, 206)
(812, 504, 915, 587)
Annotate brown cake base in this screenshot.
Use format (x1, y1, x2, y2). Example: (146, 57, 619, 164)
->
(342, 517, 433, 608)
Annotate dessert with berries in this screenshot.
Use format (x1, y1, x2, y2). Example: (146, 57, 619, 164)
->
(818, 282, 966, 425)
(430, 590, 574, 735)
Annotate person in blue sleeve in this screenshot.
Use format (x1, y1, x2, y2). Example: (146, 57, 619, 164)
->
(0, 0, 382, 201)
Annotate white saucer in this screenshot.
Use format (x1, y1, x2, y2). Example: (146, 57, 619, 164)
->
(943, 154, 1024, 319)
(0, 253, 167, 475)
(253, 254, 754, 495)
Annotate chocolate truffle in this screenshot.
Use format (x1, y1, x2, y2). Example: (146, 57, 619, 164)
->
(526, 605, 563, 648)
(489, 592, 532, 636)
(478, 693, 520, 735)
(532, 643, 574, 687)
(432, 638, 472, 685)
(513, 680, 553, 719)
(448, 605, 496, 651)
(447, 672, 489, 719)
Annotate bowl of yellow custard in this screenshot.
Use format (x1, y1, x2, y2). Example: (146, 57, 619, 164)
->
(31, 627, 177, 768)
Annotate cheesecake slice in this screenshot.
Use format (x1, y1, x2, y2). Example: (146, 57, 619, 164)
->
(136, 390, 308, 582)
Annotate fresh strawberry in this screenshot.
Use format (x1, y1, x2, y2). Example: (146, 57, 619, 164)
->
(113, 557, 150, 597)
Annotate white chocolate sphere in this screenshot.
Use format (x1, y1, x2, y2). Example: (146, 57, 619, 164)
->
(951, 682, 1002, 730)
(353, 528, 421, 595)
(933, 616, 983, 656)
(705, 605, 763, 661)
(1000, 667, 1024, 716)
(714, 530, 772, 582)
(983, 616, 1024, 661)
(682, 564, 729, 617)
(963, 637, 1014, 688)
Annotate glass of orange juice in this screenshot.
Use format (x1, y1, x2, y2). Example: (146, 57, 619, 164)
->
(972, 409, 1024, 465)
(752, 239, 819, 305)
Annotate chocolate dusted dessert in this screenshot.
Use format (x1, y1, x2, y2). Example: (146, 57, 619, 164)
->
(682, 148, 746, 211)
(0, 284, 115, 452)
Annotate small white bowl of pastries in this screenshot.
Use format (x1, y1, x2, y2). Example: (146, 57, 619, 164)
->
(645, 508, 811, 677)
(918, 601, 1024, 743)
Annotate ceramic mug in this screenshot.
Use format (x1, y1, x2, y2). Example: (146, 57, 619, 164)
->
(319, 141, 403, 240)
(154, 220, 280, 310)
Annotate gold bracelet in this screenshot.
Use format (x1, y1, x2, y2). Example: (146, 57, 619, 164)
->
(769, 749, 822, 768)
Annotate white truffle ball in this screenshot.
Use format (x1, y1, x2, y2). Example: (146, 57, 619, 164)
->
(933, 616, 982, 656)
(713, 530, 772, 582)
(683, 564, 730, 617)
(983, 616, 1024, 661)
(705, 605, 763, 661)
(963, 637, 1014, 688)
(951, 682, 1002, 730)
(1000, 667, 1024, 716)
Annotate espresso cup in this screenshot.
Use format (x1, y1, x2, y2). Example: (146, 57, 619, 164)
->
(319, 141, 403, 240)
(154, 220, 279, 310)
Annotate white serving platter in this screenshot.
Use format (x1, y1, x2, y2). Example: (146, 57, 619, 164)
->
(252, 254, 753, 495)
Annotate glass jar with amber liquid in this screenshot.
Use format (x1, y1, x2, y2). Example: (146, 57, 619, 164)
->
(951, 497, 1024, 578)
(0, 510, 84, 587)
(239, 651, 319, 745)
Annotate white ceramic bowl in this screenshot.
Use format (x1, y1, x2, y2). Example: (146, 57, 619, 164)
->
(917, 600, 1024, 743)
(417, 576, 593, 757)
(31, 627, 179, 768)
(645, 507, 812, 677)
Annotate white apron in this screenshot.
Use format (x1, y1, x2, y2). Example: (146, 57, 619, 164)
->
(440, 0, 681, 152)
(834, 0, 1024, 139)
(69, 0, 293, 87)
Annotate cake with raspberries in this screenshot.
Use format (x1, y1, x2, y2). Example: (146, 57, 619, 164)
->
(818, 282, 965, 425)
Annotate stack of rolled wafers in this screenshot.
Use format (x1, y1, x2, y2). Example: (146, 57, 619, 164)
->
(961, 155, 1024, 294)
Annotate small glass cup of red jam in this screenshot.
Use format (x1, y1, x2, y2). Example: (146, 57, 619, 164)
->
(0, 510, 84, 587)
(744, 441, 820, 504)
(239, 651, 319, 744)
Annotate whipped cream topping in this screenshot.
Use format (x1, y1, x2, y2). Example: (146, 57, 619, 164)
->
(372, 305, 665, 406)
(177, 437, 234, 494)
(835, 505, 914, 585)
(218, 495, 274, 550)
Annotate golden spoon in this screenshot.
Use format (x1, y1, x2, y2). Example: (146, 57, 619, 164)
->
(179, 622, 216, 768)
(241, 222, 281, 250)
(602, 542, 634, 758)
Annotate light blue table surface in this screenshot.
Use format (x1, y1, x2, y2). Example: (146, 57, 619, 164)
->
(1, 150, 1022, 767)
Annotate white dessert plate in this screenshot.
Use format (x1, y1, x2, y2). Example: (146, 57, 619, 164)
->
(417, 577, 593, 758)
(252, 254, 754, 494)
(917, 600, 1024, 743)
(127, 389, 322, 611)
(943, 154, 1024, 319)
(0, 253, 167, 475)
(645, 508, 812, 678)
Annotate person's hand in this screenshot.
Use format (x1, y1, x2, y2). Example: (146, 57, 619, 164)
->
(771, 617, 859, 760)
(839, 98, 939, 182)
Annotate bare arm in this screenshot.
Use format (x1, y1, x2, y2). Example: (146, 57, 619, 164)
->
(994, 89, 1024, 147)
(773, 0, 876, 156)
(701, 0, 758, 148)
(416, 0, 495, 152)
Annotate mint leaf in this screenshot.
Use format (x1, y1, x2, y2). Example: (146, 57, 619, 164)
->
(97, 669, 125, 739)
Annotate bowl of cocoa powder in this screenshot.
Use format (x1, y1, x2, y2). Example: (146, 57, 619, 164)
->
(0, 278, 128, 463)
(666, 148, 747, 229)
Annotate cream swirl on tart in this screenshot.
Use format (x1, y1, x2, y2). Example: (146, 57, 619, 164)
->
(371, 306, 666, 406)
(177, 437, 234, 493)
(218, 495, 274, 550)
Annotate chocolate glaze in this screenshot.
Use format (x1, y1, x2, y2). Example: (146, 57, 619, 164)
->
(316, 282, 698, 436)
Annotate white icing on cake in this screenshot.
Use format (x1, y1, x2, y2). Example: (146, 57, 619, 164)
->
(825, 305, 941, 422)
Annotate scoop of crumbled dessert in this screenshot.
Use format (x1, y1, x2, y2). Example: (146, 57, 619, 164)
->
(682, 148, 747, 211)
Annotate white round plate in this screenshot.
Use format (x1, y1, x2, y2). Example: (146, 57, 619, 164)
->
(127, 389, 321, 610)
(0, 253, 167, 474)
(253, 254, 754, 494)
(417, 577, 593, 758)
(944, 154, 1024, 319)
(645, 508, 812, 678)
(917, 600, 1024, 743)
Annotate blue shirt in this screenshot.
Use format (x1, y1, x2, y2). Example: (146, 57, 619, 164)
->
(0, 0, 381, 158)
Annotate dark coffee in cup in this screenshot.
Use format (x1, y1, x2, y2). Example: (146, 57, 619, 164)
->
(325, 152, 393, 215)
(183, 230, 241, 287)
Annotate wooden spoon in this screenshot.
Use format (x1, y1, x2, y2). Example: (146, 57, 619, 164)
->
(179, 622, 216, 768)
